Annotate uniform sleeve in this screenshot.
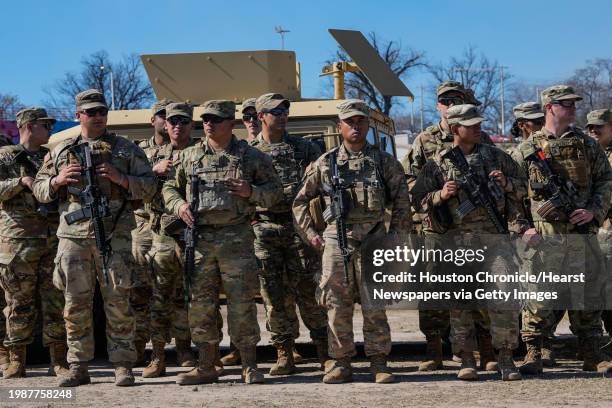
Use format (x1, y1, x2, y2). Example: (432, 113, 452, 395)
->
(249, 151, 283, 208)
(124, 144, 156, 201)
(384, 156, 412, 234)
(0, 159, 24, 202)
(410, 160, 446, 213)
(586, 143, 612, 226)
(401, 134, 427, 190)
(498, 150, 530, 233)
(32, 152, 59, 204)
(292, 161, 323, 242)
(162, 150, 188, 216)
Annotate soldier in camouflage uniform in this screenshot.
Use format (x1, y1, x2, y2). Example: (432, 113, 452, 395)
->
(293, 99, 412, 384)
(402, 81, 496, 372)
(0, 108, 68, 378)
(242, 98, 261, 142)
(33, 89, 156, 386)
(249, 93, 329, 375)
(514, 86, 612, 375)
(411, 104, 528, 381)
(163, 99, 282, 385)
(585, 108, 612, 335)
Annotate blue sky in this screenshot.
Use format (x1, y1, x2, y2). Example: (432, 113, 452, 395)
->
(3, 0, 611, 111)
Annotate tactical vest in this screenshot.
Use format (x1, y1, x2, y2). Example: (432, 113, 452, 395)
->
(0, 146, 49, 214)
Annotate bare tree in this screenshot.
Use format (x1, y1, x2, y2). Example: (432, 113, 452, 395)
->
(566, 58, 612, 125)
(0, 93, 25, 121)
(327, 32, 426, 115)
(44, 51, 154, 120)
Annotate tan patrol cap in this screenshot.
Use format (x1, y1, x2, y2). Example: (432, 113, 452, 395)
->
(200, 100, 236, 119)
(586, 108, 611, 126)
(75, 89, 107, 110)
(541, 85, 583, 105)
(337, 99, 370, 120)
(151, 98, 174, 116)
(241, 98, 257, 113)
(256, 93, 290, 113)
(437, 81, 466, 97)
(446, 104, 484, 126)
(15, 107, 56, 128)
(513, 102, 544, 120)
(165, 102, 193, 119)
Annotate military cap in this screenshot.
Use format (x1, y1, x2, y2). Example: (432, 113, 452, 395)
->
(446, 104, 483, 126)
(541, 84, 582, 105)
(241, 98, 257, 113)
(337, 99, 370, 120)
(166, 102, 193, 119)
(437, 81, 466, 97)
(513, 102, 544, 120)
(200, 100, 236, 119)
(75, 89, 107, 110)
(256, 93, 290, 113)
(586, 108, 611, 126)
(151, 98, 174, 116)
(15, 107, 56, 128)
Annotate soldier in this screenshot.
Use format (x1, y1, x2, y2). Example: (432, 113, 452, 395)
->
(510, 102, 545, 141)
(293, 99, 411, 384)
(411, 104, 528, 381)
(585, 108, 612, 335)
(242, 98, 261, 142)
(249, 93, 329, 375)
(515, 85, 612, 375)
(402, 81, 496, 372)
(163, 99, 282, 385)
(32, 89, 156, 386)
(0, 108, 68, 378)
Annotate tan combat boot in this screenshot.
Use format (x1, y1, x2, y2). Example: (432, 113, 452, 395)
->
(269, 341, 296, 376)
(478, 331, 498, 371)
(418, 335, 443, 371)
(175, 339, 197, 367)
(519, 337, 543, 375)
(176, 344, 219, 385)
(3, 345, 26, 379)
(214, 344, 225, 376)
(292, 348, 303, 364)
(580, 336, 612, 373)
(322, 357, 353, 384)
(220, 346, 241, 366)
(134, 340, 147, 367)
(457, 351, 478, 381)
(48, 342, 70, 376)
(58, 362, 91, 387)
(369, 354, 395, 383)
(498, 348, 522, 381)
(314, 341, 330, 370)
(114, 362, 135, 386)
(142, 341, 166, 378)
(240, 346, 265, 384)
(0, 343, 10, 371)
(541, 337, 556, 367)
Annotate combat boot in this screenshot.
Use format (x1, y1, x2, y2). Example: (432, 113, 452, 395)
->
(498, 348, 522, 381)
(114, 362, 135, 386)
(580, 336, 612, 373)
(322, 357, 353, 384)
(214, 344, 225, 376)
(269, 341, 296, 376)
(478, 331, 498, 371)
(134, 340, 147, 367)
(418, 335, 443, 371)
(48, 342, 70, 376)
(314, 341, 330, 370)
(0, 343, 9, 371)
(176, 344, 219, 385)
(220, 346, 241, 366)
(240, 346, 265, 384)
(457, 351, 478, 381)
(292, 348, 303, 364)
(3, 345, 26, 379)
(142, 341, 166, 378)
(58, 363, 91, 387)
(369, 354, 395, 383)
(541, 337, 556, 367)
(519, 337, 543, 375)
(176, 339, 196, 367)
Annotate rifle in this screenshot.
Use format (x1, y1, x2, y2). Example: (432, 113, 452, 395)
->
(183, 163, 199, 304)
(64, 143, 112, 284)
(523, 146, 589, 233)
(322, 150, 351, 284)
(442, 146, 508, 234)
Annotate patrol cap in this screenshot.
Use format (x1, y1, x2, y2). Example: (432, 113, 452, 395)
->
(165, 102, 193, 120)
(541, 85, 583, 105)
(241, 98, 257, 113)
(446, 104, 484, 126)
(200, 100, 236, 119)
(513, 102, 544, 120)
(15, 107, 56, 128)
(151, 98, 174, 116)
(436, 81, 466, 97)
(75, 89, 107, 110)
(256, 93, 290, 113)
(337, 99, 370, 120)
(586, 109, 612, 126)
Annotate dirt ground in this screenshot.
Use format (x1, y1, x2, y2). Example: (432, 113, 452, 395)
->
(2, 308, 611, 408)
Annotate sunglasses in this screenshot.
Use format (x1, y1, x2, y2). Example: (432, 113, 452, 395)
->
(81, 107, 109, 117)
(243, 114, 258, 122)
(35, 121, 54, 131)
(168, 116, 191, 126)
(264, 107, 289, 116)
(438, 97, 464, 107)
(202, 115, 227, 124)
(551, 100, 576, 108)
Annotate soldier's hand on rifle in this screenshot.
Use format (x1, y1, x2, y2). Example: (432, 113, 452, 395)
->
(19, 176, 34, 191)
(440, 181, 458, 201)
(310, 234, 325, 251)
(152, 159, 173, 177)
(522, 227, 541, 247)
(569, 208, 594, 226)
(179, 202, 195, 227)
(52, 163, 81, 191)
(489, 170, 507, 189)
(226, 177, 252, 198)
(96, 163, 128, 188)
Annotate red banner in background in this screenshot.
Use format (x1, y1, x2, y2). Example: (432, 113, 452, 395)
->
(0, 120, 19, 144)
